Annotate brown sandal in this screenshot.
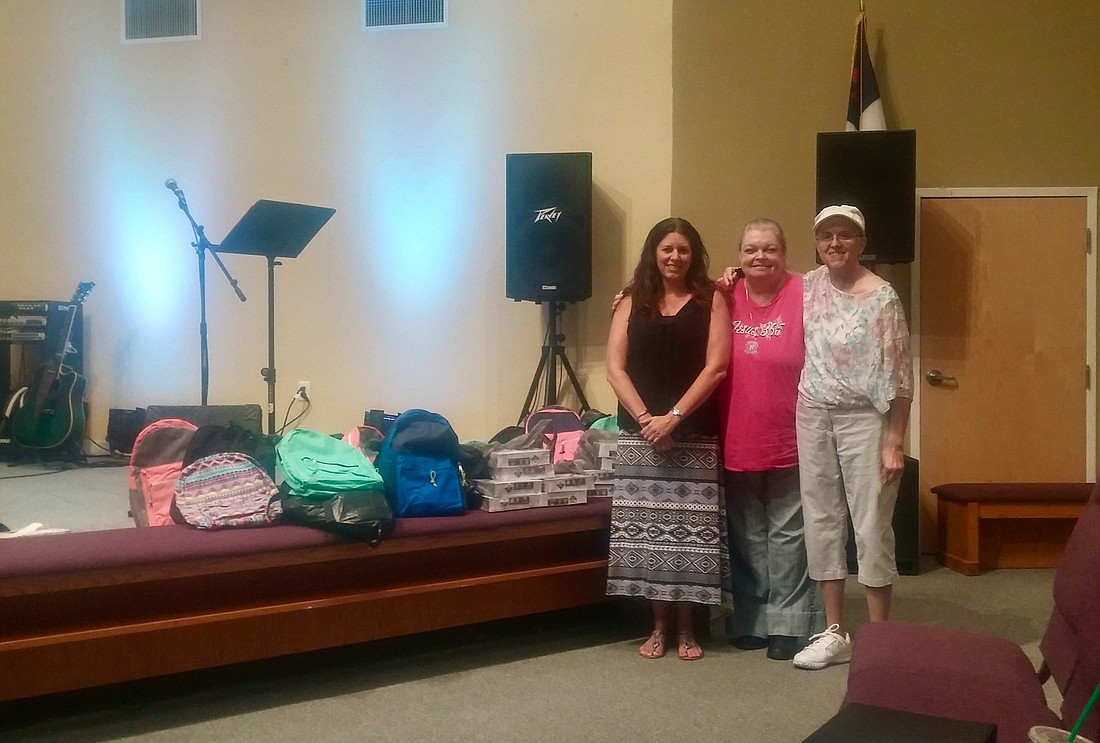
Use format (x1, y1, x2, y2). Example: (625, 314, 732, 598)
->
(639, 630, 667, 659)
(678, 631, 703, 661)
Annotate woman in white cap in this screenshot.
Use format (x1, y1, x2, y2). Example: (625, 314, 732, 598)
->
(791, 204, 913, 670)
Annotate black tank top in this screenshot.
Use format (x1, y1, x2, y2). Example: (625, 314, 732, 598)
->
(617, 294, 719, 437)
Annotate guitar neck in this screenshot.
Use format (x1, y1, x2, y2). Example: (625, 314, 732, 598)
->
(49, 304, 79, 371)
(21, 280, 93, 422)
(31, 303, 79, 411)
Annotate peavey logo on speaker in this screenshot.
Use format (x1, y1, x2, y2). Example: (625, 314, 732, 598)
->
(532, 207, 563, 223)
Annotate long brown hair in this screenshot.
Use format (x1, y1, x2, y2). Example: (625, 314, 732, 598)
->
(626, 217, 714, 318)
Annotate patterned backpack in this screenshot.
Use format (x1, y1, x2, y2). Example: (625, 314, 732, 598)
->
(174, 452, 282, 529)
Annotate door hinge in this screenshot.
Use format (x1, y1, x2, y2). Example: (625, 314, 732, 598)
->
(1088, 364, 1092, 390)
(1088, 227, 1093, 255)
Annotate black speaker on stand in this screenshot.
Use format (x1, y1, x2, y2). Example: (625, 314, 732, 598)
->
(506, 152, 593, 422)
(816, 130, 916, 265)
(506, 152, 592, 301)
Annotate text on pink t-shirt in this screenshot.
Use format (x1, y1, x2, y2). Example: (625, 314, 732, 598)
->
(722, 272, 804, 471)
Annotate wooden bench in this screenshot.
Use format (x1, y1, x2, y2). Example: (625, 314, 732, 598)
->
(0, 500, 612, 702)
(933, 482, 1093, 575)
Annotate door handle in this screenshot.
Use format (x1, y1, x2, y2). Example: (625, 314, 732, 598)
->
(925, 369, 957, 386)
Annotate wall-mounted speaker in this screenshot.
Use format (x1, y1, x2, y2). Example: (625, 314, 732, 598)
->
(506, 152, 592, 303)
(816, 130, 916, 264)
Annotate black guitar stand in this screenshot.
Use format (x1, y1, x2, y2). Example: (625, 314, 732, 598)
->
(518, 301, 589, 424)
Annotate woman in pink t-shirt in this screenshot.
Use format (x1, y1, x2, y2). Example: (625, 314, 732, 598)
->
(722, 219, 822, 661)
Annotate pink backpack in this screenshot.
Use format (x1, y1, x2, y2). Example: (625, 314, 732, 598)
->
(525, 406, 584, 462)
(341, 424, 385, 463)
(127, 418, 198, 526)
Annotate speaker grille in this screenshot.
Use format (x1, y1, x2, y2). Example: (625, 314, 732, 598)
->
(364, 0, 446, 28)
(506, 153, 593, 303)
(816, 130, 916, 265)
(123, 0, 199, 42)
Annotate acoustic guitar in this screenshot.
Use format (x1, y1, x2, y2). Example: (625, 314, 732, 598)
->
(11, 281, 95, 450)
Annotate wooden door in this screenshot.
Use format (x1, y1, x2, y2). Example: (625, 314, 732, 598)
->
(918, 195, 1089, 549)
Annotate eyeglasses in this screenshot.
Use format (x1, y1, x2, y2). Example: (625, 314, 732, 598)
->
(815, 231, 862, 244)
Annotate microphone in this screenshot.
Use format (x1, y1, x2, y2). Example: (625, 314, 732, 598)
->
(164, 178, 187, 206)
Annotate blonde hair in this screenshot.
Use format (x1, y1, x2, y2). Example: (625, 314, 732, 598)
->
(740, 218, 787, 252)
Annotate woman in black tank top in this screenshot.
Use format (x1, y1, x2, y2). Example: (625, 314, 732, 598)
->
(605, 217, 732, 660)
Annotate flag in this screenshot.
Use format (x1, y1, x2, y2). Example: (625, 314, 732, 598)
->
(846, 8, 886, 131)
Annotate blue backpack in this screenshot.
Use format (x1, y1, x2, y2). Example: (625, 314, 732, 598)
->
(375, 409, 465, 517)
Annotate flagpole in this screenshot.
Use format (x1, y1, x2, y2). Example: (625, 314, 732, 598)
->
(846, 0, 885, 131)
(858, 6, 866, 123)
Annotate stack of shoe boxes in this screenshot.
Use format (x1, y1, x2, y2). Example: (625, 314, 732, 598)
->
(586, 441, 616, 497)
(474, 449, 550, 512)
(474, 448, 592, 511)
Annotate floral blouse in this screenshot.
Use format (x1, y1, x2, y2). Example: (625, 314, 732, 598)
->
(798, 265, 914, 414)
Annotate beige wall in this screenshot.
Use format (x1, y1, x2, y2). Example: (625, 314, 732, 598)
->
(672, 0, 1100, 268)
(0, 1, 673, 443)
(672, 0, 1100, 467)
(673, 1, 1095, 477)
(4, 0, 1099, 450)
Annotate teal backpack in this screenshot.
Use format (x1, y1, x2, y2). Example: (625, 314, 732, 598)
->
(276, 428, 384, 497)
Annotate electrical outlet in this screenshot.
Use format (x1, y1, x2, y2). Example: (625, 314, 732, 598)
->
(296, 381, 311, 400)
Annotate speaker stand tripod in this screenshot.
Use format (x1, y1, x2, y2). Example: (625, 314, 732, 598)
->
(518, 301, 589, 424)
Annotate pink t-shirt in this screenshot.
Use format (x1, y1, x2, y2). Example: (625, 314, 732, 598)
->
(722, 272, 804, 471)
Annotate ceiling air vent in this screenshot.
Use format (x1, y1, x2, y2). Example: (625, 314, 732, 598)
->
(123, 0, 200, 43)
(364, 0, 446, 30)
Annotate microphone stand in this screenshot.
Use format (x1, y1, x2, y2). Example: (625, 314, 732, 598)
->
(169, 184, 246, 406)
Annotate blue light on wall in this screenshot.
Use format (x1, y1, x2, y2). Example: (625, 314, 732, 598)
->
(362, 150, 471, 305)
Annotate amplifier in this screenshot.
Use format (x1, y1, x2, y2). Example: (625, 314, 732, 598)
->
(0, 300, 50, 315)
(0, 330, 47, 342)
(0, 299, 84, 393)
(0, 316, 48, 326)
(0, 313, 48, 341)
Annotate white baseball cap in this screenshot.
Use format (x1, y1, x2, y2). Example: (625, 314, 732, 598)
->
(813, 205, 866, 233)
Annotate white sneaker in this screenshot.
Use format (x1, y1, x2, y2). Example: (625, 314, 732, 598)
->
(792, 624, 851, 670)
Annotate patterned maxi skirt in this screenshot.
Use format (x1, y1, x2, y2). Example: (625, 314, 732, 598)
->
(606, 431, 733, 607)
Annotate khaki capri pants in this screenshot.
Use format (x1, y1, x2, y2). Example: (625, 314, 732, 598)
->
(795, 403, 899, 588)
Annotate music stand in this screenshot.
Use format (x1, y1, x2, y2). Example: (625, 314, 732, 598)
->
(218, 199, 335, 435)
